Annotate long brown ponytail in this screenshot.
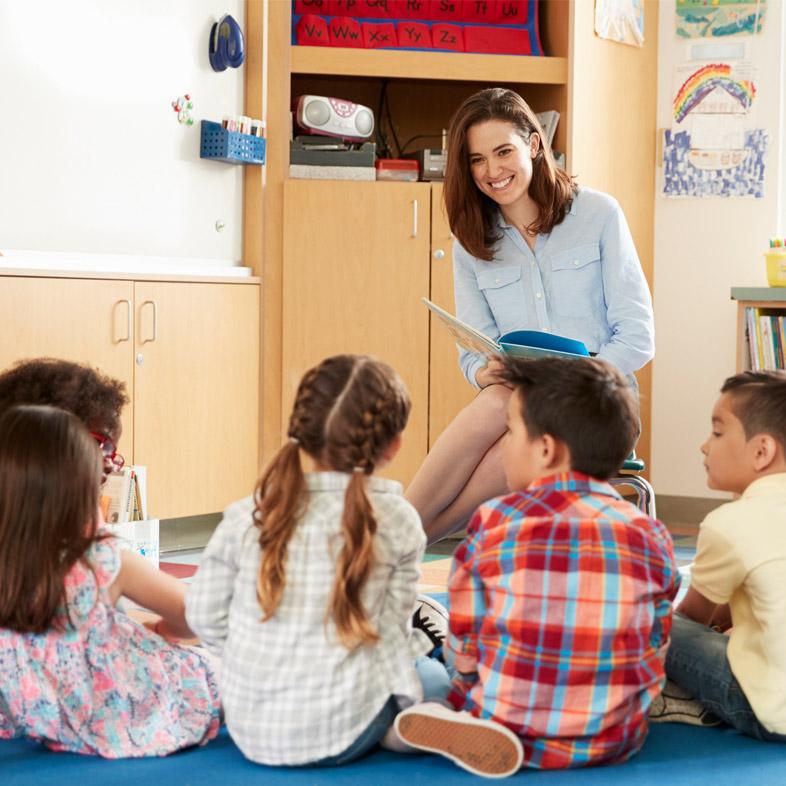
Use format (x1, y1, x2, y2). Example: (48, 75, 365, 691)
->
(253, 355, 410, 649)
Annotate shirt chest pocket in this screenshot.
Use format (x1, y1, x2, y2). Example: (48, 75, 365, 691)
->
(477, 266, 523, 330)
(549, 243, 602, 317)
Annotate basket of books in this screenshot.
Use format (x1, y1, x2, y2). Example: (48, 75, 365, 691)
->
(200, 120, 266, 165)
(101, 465, 159, 566)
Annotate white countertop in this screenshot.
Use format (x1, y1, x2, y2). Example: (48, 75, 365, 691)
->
(0, 250, 253, 278)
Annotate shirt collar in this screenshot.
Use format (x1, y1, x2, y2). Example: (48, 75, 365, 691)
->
(304, 471, 402, 496)
(741, 472, 786, 499)
(496, 189, 578, 231)
(526, 470, 621, 500)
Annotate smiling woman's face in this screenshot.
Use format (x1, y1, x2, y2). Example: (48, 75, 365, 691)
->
(466, 119, 539, 208)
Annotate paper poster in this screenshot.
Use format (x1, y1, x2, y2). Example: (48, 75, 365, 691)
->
(663, 61, 767, 198)
(594, 0, 644, 47)
(675, 0, 766, 39)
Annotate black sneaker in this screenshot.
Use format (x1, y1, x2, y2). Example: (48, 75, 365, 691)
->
(412, 594, 448, 655)
(648, 680, 723, 727)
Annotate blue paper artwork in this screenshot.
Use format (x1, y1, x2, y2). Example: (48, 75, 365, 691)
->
(662, 128, 768, 197)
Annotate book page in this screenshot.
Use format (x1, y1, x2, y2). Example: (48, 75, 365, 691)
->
(422, 297, 499, 357)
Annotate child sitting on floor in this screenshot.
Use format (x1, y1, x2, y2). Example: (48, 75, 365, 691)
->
(0, 357, 129, 482)
(186, 354, 518, 772)
(396, 356, 680, 772)
(0, 405, 221, 757)
(662, 370, 786, 741)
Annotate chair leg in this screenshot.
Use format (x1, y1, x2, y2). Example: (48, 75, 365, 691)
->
(608, 475, 657, 518)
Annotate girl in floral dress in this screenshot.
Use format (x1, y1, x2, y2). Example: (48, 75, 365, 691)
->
(0, 404, 221, 758)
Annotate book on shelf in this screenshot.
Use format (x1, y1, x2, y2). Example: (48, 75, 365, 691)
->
(745, 307, 786, 371)
(422, 297, 590, 360)
(101, 465, 158, 567)
(535, 110, 560, 148)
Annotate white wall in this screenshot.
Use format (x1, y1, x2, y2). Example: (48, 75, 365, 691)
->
(0, 0, 246, 265)
(651, 1, 786, 498)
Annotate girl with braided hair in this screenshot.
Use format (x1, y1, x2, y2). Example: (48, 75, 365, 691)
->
(188, 354, 516, 769)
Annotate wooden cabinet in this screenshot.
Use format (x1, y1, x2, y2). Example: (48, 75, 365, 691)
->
(0, 273, 260, 519)
(428, 183, 476, 449)
(282, 180, 431, 483)
(132, 281, 260, 518)
(0, 276, 136, 447)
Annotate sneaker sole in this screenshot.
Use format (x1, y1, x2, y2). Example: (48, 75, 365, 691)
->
(396, 712, 523, 778)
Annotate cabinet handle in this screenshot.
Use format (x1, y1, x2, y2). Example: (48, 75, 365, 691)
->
(141, 300, 157, 344)
(411, 199, 418, 238)
(433, 248, 445, 260)
(114, 299, 131, 343)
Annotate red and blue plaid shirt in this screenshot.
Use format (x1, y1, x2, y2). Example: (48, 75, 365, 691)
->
(447, 472, 679, 770)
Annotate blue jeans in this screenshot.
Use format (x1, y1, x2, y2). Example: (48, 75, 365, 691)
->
(666, 613, 786, 742)
(312, 655, 453, 766)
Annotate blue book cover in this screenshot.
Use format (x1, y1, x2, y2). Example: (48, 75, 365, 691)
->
(422, 298, 590, 360)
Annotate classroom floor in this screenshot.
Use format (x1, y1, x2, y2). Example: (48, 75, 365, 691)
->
(160, 522, 700, 599)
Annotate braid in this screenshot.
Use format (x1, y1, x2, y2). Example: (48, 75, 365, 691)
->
(253, 354, 411, 649)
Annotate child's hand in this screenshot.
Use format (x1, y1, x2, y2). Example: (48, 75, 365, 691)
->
(144, 616, 199, 646)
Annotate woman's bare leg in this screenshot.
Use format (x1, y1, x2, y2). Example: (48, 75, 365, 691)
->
(424, 437, 507, 544)
(405, 384, 510, 536)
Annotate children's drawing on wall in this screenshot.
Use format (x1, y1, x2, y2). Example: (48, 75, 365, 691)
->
(594, 0, 644, 47)
(663, 61, 768, 198)
(675, 0, 766, 39)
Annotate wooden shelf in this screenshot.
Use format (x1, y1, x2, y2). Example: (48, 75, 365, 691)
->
(291, 46, 568, 84)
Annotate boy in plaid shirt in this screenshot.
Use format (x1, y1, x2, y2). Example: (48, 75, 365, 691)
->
(396, 357, 680, 772)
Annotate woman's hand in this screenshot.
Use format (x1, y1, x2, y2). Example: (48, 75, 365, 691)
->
(474, 358, 508, 388)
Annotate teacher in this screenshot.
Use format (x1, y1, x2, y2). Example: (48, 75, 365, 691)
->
(405, 87, 654, 543)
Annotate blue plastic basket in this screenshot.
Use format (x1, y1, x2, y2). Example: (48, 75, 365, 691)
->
(200, 120, 266, 164)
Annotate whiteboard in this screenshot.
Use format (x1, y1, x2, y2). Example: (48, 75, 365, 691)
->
(0, 0, 247, 267)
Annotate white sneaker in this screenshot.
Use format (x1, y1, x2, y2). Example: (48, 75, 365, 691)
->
(411, 594, 448, 655)
(395, 702, 523, 778)
(648, 680, 722, 727)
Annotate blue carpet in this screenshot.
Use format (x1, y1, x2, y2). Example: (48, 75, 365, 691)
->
(3, 723, 786, 785)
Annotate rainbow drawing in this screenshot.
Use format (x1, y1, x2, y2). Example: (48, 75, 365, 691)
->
(673, 63, 756, 123)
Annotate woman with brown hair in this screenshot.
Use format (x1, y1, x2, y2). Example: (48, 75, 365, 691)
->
(0, 405, 221, 757)
(186, 354, 515, 772)
(406, 88, 654, 543)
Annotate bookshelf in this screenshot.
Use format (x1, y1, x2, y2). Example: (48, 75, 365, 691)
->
(732, 287, 786, 372)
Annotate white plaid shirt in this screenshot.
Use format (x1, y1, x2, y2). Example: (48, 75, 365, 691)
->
(186, 472, 431, 765)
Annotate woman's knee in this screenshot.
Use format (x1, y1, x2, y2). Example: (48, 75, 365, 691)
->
(466, 384, 511, 425)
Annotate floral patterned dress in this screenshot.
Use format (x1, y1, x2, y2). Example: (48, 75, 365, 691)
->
(0, 536, 221, 758)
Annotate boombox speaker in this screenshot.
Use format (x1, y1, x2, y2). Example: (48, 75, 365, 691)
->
(294, 95, 375, 143)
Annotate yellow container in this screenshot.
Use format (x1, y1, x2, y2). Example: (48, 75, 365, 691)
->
(766, 250, 786, 287)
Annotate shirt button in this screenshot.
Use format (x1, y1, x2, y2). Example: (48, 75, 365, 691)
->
(536, 292, 542, 298)
(495, 277, 500, 284)
(573, 260, 579, 266)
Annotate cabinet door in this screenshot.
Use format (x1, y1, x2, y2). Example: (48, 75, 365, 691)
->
(0, 276, 135, 455)
(132, 282, 260, 519)
(283, 180, 431, 485)
(428, 184, 476, 449)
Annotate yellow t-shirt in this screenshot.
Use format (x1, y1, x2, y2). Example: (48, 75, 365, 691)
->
(690, 473, 786, 734)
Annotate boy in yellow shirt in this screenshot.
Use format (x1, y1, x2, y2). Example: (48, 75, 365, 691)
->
(665, 370, 786, 740)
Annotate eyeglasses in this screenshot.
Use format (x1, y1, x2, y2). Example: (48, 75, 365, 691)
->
(90, 432, 125, 474)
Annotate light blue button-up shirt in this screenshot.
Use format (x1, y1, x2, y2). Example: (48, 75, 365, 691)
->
(453, 187, 654, 387)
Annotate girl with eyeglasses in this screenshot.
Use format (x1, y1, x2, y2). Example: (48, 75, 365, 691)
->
(0, 358, 128, 481)
(0, 405, 221, 757)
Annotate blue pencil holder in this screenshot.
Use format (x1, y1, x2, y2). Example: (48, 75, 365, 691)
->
(200, 120, 266, 165)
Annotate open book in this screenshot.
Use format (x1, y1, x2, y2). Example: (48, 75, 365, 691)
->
(423, 298, 590, 360)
